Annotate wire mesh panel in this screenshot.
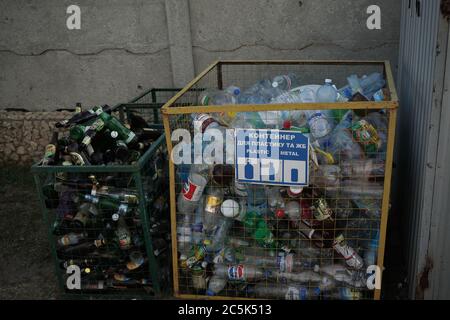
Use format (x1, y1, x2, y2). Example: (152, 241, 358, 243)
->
(31, 90, 176, 298)
(162, 61, 398, 300)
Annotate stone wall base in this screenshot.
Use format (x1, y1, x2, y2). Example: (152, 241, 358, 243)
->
(0, 111, 73, 166)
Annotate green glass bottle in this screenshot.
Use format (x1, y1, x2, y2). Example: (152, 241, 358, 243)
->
(95, 108, 137, 145)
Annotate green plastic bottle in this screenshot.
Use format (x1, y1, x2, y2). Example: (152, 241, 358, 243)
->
(242, 211, 276, 249)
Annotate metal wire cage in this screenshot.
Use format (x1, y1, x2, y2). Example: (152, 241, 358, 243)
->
(31, 88, 179, 298)
(162, 61, 398, 300)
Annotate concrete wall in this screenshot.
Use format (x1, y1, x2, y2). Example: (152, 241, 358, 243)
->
(0, 0, 401, 111)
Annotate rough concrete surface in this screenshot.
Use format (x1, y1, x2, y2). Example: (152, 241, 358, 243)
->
(0, 0, 401, 111)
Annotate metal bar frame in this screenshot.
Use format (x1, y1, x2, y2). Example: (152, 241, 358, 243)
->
(162, 60, 399, 300)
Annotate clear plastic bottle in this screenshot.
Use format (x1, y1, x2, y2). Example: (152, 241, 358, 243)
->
(284, 201, 302, 226)
(267, 187, 285, 214)
(191, 196, 204, 245)
(340, 159, 385, 178)
(214, 264, 268, 282)
(249, 283, 321, 300)
(316, 79, 338, 103)
(206, 274, 227, 296)
(203, 217, 233, 255)
(364, 230, 379, 266)
(305, 110, 334, 140)
(271, 73, 299, 90)
(242, 252, 316, 273)
(177, 166, 208, 216)
(225, 85, 241, 97)
(202, 186, 224, 233)
(272, 270, 323, 283)
(246, 184, 268, 215)
(199, 89, 236, 106)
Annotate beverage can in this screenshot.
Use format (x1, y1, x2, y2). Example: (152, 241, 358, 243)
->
(204, 195, 222, 214)
(182, 175, 205, 202)
(351, 120, 381, 153)
(313, 198, 333, 221)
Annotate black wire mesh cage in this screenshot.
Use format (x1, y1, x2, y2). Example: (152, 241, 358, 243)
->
(162, 61, 398, 300)
(31, 89, 179, 298)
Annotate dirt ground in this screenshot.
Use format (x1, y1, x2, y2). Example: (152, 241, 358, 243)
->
(0, 166, 408, 300)
(0, 166, 59, 299)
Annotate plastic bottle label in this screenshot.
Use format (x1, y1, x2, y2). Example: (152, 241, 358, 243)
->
(285, 287, 300, 300)
(193, 114, 217, 133)
(308, 112, 332, 138)
(227, 265, 244, 281)
(182, 178, 204, 202)
(204, 196, 222, 213)
(277, 253, 294, 272)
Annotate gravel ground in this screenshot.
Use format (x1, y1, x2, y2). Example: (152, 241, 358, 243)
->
(0, 166, 407, 300)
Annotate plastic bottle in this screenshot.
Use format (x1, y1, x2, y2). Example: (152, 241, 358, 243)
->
(312, 165, 341, 187)
(284, 201, 302, 226)
(206, 274, 227, 296)
(315, 264, 365, 287)
(364, 230, 379, 266)
(267, 187, 285, 214)
(202, 186, 224, 233)
(333, 234, 364, 270)
(305, 110, 334, 140)
(316, 79, 338, 103)
(246, 184, 268, 215)
(225, 86, 241, 97)
(177, 166, 208, 216)
(242, 211, 276, 249)
(203, 217, 233, 256)
(272, 270, 323, 283)
(242, 252, 316, 273)
(340, 159, 385, 178)
(249, 283, 321, 300)
(214, 264, 268, 282)
(191, 196, 204, 245)
(323, 287, 362, 300)
(199, 89, 236, 106)
(271, 73, 299, 90)
(57, 232, 88, 247)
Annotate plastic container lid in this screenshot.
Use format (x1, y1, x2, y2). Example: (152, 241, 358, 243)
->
(283, 120, 292, 130)
(275, 209, 286, 219)
(221, 199, 240, 218)
(289, 186, 303, 195)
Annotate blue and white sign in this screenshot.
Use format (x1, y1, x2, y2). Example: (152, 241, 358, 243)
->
(235, 129, 309, 186)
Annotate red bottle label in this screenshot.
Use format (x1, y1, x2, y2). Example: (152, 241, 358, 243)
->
(182, 178, 204, 202)
(228, 265, 244, 281)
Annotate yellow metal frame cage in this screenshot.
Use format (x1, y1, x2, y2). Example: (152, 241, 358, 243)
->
(162, 60, 398, 300)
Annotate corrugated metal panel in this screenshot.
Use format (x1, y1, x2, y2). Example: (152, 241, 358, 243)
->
(397, 0, 449, 299)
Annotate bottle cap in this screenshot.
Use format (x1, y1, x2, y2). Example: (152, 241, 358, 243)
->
(220, 199, 240, 218)
(283, 120, 292, 130)
(206, 289, 215, 296)
(325, 79, 333, 84)
(272, 81, 279, 88)
(288, 186, 303, 196)
(112, 213, 119, 221)
(275, 209, 286, 219)
(110, 131, 118, 139)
